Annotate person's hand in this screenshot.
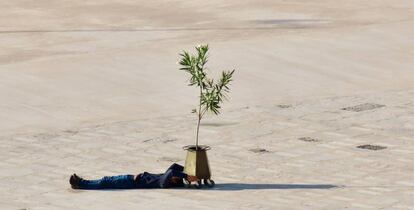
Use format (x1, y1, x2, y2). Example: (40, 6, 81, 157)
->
(186, 175, 199, 182)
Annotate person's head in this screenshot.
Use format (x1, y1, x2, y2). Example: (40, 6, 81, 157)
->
(169, 177, 183, 186)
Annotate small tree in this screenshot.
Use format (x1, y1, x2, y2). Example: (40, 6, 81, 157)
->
(179, 45, 235, 150)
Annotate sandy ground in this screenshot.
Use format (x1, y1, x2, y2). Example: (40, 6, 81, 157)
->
(1, 0, 414, 209)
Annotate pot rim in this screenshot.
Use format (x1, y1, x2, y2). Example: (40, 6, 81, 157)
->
(183, 145, 211, 151)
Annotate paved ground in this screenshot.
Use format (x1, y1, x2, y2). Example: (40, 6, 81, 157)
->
(1, 90, 413, 209)
(1, 1, 414, 209)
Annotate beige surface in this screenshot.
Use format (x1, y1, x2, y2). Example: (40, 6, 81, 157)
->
(1, 0, 414, 209)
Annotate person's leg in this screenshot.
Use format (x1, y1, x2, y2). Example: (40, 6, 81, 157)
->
(77, 177, 103, 189)
(77, 175, 136, 189)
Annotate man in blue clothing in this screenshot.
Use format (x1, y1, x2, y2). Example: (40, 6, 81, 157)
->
(69, 163, 199, 189)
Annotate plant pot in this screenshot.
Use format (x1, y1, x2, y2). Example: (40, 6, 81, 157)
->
(183, 145, 215, 188)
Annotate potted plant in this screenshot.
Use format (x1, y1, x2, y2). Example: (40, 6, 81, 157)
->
(178, 44, 235, 188)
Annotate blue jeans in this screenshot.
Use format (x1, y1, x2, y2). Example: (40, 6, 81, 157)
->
(78, 174, 136, 189)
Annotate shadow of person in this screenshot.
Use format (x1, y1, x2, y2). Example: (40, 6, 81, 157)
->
(208, 183, 340, 191)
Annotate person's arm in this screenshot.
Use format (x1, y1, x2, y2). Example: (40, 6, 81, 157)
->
(170, 169, 188, 179)
(170, 169, 200, 182)
(166, 163, 184, 172)
(186, 175, 199, 182)
(159, 169, 186, 188)
(159, 169, 200, 188)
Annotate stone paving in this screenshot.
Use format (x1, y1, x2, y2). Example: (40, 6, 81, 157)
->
(1, 90, 414, 209)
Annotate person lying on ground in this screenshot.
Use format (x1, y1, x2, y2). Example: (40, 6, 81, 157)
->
(69, 163, 199, 189)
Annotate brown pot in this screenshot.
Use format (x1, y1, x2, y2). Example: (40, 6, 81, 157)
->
(183, 145, 215, 188)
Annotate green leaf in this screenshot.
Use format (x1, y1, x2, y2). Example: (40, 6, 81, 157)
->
(178, 45, 234, 118)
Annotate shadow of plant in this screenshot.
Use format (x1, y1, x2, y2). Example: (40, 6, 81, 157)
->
(201, 122, 239, 127)
(253, 19, 330, 28)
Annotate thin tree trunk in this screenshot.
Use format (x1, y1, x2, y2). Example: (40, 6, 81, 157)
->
(195, 87, 203, 150)
(195, 114, 201, 150)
